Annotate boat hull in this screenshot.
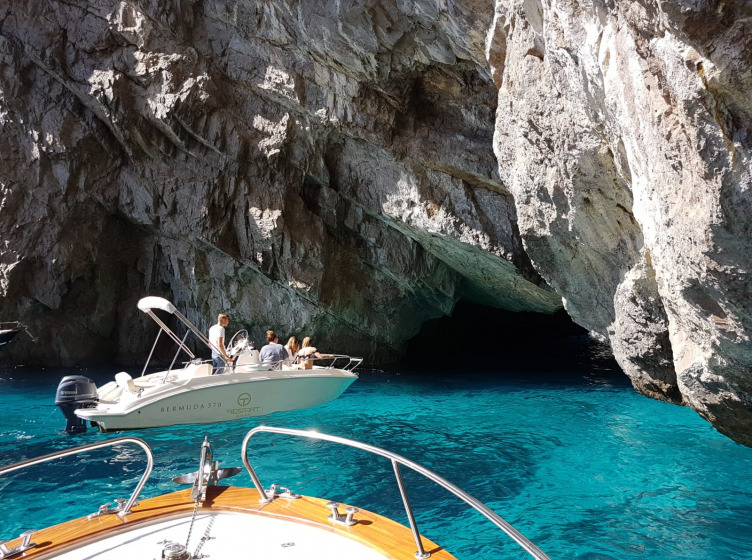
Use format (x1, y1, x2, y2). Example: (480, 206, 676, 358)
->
(75, 370, 357, 431)
(0, 328, 20, 347)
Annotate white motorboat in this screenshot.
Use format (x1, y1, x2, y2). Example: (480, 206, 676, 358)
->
(55, 297, 361, 432)
(0, 326, 20, 348)
(0, 426, 551, 560)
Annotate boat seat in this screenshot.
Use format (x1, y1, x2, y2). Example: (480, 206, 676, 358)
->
(236, 350, 260, 367)
(115, 372, 138, 393)
(193, 364, 213, 377)
(97, 381, 123, 402)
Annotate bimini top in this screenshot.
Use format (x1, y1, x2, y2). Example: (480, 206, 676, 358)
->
(137, 297, 177, 315)
(134, 296, 215, 365)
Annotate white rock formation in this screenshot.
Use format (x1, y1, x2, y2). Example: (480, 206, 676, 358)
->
(490, 0, 752, 444)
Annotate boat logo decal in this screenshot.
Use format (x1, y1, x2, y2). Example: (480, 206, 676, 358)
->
(237, 393, 252, 407)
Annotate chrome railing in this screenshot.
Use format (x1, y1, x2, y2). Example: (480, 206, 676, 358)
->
(295, 354, 363, 371)
(252, 354, 363, 372)
(324, 354, 363, 371)
(241, 426, 551, 560)
(0, 437, 153, 518)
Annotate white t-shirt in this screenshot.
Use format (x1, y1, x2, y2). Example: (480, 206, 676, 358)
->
(208, 324, 225, 358)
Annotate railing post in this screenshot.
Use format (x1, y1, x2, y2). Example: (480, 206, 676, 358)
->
(0, 438, 153, 518)
(392, 460, 430, 559)
(241, 431, 272, 502)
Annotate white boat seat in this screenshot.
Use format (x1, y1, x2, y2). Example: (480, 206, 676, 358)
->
(97, 381, 123, 402)
(115, 372, 138, 393)
(236, 350, 260, 367)
(193, 364, 213, 377)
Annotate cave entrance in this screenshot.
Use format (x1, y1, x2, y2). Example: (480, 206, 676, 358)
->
(402, 301, 618, 373)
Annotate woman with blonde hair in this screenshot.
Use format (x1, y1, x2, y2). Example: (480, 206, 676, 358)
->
(296, 336, 331, 369)
(284, 336, 301, 365)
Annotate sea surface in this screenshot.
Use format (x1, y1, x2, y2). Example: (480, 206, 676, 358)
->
(1, 346, 751, 560)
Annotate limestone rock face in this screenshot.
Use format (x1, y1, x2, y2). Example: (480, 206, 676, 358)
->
(1, 0, 751, 445)
(491, 0, 752, 444)
(0, 0, 559, 367)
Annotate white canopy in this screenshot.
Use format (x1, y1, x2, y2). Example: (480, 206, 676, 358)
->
(137, 296, 177, 315)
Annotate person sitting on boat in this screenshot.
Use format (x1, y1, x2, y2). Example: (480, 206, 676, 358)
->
(296, 337, 332, 369)
(209, 313, 233, 374)
(259, 330, 288, 369)
(284, 336, 301, 366)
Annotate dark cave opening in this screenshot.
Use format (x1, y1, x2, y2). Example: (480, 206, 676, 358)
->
(401, 301, 621, 374)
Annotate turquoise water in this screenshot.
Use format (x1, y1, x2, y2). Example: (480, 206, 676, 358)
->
(1, 358, 751, 560)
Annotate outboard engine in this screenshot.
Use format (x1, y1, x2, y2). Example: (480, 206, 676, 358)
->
(55, 375, 98, 434)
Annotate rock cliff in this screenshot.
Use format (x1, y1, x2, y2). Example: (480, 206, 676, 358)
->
(490, 0, 752, 445)
(0, 1, 750, 444)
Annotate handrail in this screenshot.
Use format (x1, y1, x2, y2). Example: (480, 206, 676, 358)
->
(296, 354, 363, 371)
(240, 427, 551, 560)
(324, 354, 363, 371)
(252, 355, 362, 372)
(0, 437, 154, 518)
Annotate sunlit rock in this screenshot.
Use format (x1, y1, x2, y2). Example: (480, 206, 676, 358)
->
(0, 0, 557, 369)
(491, 0, 752, 444)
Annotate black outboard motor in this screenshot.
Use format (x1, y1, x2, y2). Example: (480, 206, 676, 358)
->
(55, 375, 98, 434)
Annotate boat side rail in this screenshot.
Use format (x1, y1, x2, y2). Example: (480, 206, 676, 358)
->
(241, 427, 551, 560)
(258, 355, 362, 372)
(0, 437, 153, 518)
(301, 354, 363, 371)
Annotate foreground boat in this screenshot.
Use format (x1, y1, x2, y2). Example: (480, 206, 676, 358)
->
(55, 297, 361, 432)
(0, 427, 551, 560)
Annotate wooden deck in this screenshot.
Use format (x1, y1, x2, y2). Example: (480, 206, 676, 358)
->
(5, 486, 456, 559)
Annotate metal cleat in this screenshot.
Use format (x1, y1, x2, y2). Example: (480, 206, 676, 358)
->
(88, 497, 135, 519)
(326, 501, 359, 526)
(0, 530, 37, 558)
(262, 483, 301, 502)
(278, 486, 301, 499)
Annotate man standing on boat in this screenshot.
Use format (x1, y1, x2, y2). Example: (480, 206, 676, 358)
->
(209, 313, 233, 374)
